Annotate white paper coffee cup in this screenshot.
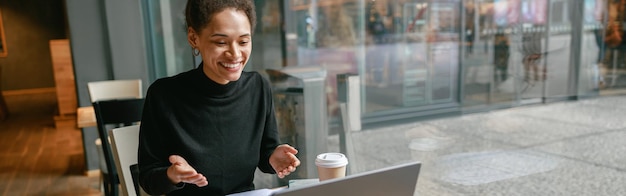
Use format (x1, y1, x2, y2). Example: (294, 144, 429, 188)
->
(315, 153, 348, 181)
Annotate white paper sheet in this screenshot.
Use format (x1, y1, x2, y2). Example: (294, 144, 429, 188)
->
(226, 188, 285, 196)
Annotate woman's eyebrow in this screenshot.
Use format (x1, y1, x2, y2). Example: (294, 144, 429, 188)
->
(211, 33, 228, 37)
(210, 33, 251, 38)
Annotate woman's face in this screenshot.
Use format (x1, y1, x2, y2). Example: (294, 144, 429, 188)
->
(188, 8, 252, 85)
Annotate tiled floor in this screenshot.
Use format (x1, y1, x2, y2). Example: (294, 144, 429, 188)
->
(0, 92, 100, 195)
(254, 95, 626, 195)
(342, 95, 626, 195)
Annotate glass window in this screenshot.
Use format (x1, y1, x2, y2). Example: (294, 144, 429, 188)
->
(141, 0, 616, 125)
(142, 0, 195, 81)
(279, 0, 462, 123)
(578, 0, 606, 95)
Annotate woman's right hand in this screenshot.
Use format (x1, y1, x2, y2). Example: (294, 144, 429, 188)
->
(167, 155, 208, 187)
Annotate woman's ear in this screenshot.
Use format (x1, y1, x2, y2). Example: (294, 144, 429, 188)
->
(187, 27, 198, 48)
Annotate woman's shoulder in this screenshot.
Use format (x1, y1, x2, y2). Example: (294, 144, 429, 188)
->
(147, 69, 195, 93)
(148, 75, 177, 90)
(145, 77, 173, 98)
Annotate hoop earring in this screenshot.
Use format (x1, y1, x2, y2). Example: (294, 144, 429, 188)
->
(193, 48, 200, 56)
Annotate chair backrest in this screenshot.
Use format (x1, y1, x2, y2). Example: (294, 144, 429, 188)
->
(87, 79, 143, 103)
(93, 98, 145, 196)
(109, 125, 145, 196)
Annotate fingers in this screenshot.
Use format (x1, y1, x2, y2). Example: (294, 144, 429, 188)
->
(271, 145, 302, 178)
(276, 162, 298, 178)
(286, 152, 301, 167)
(181, 173, 208, 187)
(169, 155, 196, 175)
(277, 170, 289, 178)
(276, 165, 297, 178)
(196, 179, 209, 187)
(278, 144, 298, 155)
(167, 155, 208, 187)
(169, 155, 188, 165)
(174, 165, 199, 176)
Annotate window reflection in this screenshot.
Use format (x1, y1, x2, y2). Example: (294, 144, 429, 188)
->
(143, 0, 625, 124)
(362, 1, 460, 113)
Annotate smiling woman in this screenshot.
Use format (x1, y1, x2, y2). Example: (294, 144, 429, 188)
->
(137, 1, 301, 195)
(0, 7, 6, 57)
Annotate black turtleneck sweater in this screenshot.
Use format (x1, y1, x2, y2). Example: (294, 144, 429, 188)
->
(138, 66, 279, 196)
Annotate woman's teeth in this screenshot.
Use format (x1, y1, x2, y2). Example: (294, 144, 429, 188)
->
(221, 63, 239, 68)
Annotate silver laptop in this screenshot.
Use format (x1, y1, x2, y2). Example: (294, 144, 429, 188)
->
(272, 162, 421, 196)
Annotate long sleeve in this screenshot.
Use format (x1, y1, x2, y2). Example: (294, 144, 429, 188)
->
(138, 79, 183, 195)
(257, 78, 280, 174)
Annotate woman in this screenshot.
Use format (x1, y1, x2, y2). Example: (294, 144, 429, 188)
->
(138, 0, 300, 195)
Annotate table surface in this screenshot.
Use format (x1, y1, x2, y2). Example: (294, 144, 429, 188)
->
(77, 106, 96, 128)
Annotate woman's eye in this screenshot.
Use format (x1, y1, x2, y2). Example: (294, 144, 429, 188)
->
(214, 41, 226, 45)
(240, 41, 249, 45)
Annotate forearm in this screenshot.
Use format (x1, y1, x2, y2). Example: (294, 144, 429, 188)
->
(258, 144, 278, 173)
(258, 118, 279, 173)
(258, 91, 280, 173)
(139, 166, 183, 195)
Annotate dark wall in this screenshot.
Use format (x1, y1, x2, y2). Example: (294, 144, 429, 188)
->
(0, 0, 67, 91)
(65, 0, 111, 171)
(66, 0, 149, 171)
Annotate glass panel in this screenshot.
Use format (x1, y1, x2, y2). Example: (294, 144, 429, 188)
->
(488, 0, 516, 104)
(279, 0, 462, 119)
(462, 0, 518, 106)
(463, 0, 579, 106)
(364, 0, 414, 111)
(496, 0, 546, 103)
(249, 0, 284, 74)
(364, 0, 460, 113)
(579, 0, 603, 96)
(142, 0, 195, 81)
(429, 2, 460, 103)
(400, 2, 430, 106)
(281, 0, 364, 118)
(544, 0, 574, 99)
(598, 0, 626, 90)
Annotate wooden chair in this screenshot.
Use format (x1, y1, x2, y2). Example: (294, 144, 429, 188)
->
(87, 79, 143, 196)
(109, 125, 149, 196)
(93, 98, 144, 196)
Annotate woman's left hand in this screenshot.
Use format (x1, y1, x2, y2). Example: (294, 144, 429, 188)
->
(269, 144, 301, 178)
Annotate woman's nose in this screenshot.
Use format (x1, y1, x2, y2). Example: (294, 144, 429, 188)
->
(226, 44, 241, 58)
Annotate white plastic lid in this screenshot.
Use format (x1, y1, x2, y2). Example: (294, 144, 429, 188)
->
(315, 153, 349, 168)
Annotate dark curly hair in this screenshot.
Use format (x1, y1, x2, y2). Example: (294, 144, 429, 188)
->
(185, 0, 256, 33)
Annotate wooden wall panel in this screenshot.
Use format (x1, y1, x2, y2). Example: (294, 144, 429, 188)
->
(49, 39, 77, 116)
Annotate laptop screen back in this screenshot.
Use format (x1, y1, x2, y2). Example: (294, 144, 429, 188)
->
(272, 162, 421, 196)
